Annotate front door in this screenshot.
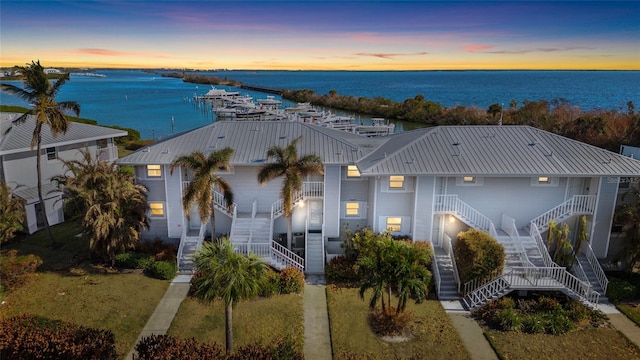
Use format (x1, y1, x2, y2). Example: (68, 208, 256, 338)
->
(35, 202, 45, 229)
(189, 206, 202, 230)
(308, 200, 322, 231)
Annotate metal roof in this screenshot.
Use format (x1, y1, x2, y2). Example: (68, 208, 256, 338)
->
(13, 183, 62, 204)
(0, 113, 128, 155)
(357, 125, 640, 177)
(117, 121, 386, 166)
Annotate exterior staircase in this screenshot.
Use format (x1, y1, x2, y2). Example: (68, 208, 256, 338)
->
(177, 224, 206, 274)
(434, 247, 460, 300)
(305, 232, 324, 274)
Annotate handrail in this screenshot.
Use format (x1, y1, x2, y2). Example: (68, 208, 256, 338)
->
(502, 214, 535, 267)
(271, 240, 305, 271)
(176, 227, 187, 270)
(272, 181, 324, 219)
(530, 222, 556, 268)
(583, 243, 609, 294)
(569, 251, 590, 286)
(443, 234, 461, 294)
(434, 195, 492, 233)
(530, 195, 596, 231)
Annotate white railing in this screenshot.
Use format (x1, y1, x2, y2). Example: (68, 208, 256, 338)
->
(530, 195, 596, 231)
(443, 234, 461, 294)
(213, 189, 236, 216)
(489, 222, 498, 239)
(176, 223, 206, 271)
(583, 243, 609, 294)
(464, 266, 600, 309)
(272, 181, 324, 218)
(434, 195, 492, 232)
(176, 227, 187, 270)
(570, 252, 590, 285)
(502, 214, 535, 267)
(271, 241, 305, 271)
(97, 145, 118, 161)
(530, 222, 556, 268)
(431, 241, 441, 297)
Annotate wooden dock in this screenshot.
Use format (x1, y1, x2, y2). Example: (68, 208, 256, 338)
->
(239, 84, 283, 95)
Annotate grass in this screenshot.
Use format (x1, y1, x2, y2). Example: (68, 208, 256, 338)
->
(618, 303, 640, 326)
(326, 286, 471, 360)
(0, 222, 170, 359)
(167, 292, 304, 349)
(485, 328, 640, 360)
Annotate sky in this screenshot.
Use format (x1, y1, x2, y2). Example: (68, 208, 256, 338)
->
(1, 1, 638, 70)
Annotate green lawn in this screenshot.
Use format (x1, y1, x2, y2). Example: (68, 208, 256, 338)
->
(167, 292, 304, 350)
(0, 222, 170, 359)
(485, 328, 640, 360)
(326, 286, 471, 360)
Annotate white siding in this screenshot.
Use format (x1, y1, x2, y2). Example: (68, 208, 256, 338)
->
(165, 166, 184, 238)
(592, 177, 618, 258)
(323, 165, 341, 238)
(414, 176, 435, 241)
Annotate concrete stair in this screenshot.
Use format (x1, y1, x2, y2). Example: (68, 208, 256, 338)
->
(177, 239, 200, 274)
(576, 254, 608, 303)
(306, 233, 323, 274)
(434, 247, 460, 300)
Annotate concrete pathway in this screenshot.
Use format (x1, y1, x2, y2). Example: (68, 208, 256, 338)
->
(599, 303, 640, 348)
(304, 276, 333, 360)
(441, 301, 499, 360)
(125, 275, 192, 360)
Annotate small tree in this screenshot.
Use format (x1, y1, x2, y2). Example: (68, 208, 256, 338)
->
(52, 149, 149, 265)
(614, 188, 640, 271)
(0, 181, 25, 243)
(192, 238, 268, 354)
(454, 229, 505, 284)
(547, 220, 574, 267)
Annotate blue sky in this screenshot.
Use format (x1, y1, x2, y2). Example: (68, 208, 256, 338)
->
(1, 1, 638, 70)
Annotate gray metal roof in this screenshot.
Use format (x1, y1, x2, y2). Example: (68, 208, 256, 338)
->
(357, 125, 640, 177)
(0, 113, 128, 155)
(117, 121, 386, 166)
(13, 183, 61, 204)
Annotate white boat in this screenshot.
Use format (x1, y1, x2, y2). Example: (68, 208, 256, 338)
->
(71, 72, 106, 78)
(353, 118, 395, 137)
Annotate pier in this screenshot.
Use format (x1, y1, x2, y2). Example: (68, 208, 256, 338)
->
(239, 84, 283, 95)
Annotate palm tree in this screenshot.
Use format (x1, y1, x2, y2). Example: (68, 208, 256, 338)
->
(257, 136, 323, 249)
(192, 238, 268, 354)
(1, 60, 80, 246)
(169, 148, 234, 239)
(0, 180, 26, 243)
(52, 149, 149, 265)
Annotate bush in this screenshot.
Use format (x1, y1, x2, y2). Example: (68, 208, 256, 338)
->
(325, 256, 360, 283)
(133, 334, 223, 359)
(279, 267, 305, 294)
(147, 260, 177, 280)
(497, 308, 522, 332)
(260, 269, 281, 297)
(0, 314, 117, 360)
(0, 249, 43, 293)
(115, 252, 152, 269)
(607, 277, 638, 303)
(138, 239, 177, 262)
(454, 229, 505, 284)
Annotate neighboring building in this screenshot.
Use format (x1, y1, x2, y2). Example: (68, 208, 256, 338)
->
(118, 121, 640, 308)
(43, 68, 63, 75)
(0, 113, 127, 234)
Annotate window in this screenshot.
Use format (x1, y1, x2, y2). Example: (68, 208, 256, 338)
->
(46, 147, 57, 161)
(97, 139, 108, 149)
(147, 164, 162, 177)
(386, 217, 402, 232)
(345, 202, 360, 217)
(389, 175, 405, 189)
(149, 202, 164, 217)
(347, 165, 360, 178)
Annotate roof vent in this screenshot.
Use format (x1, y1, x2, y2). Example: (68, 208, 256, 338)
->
(161, 148, 169, 154)
(452, 142, 460, 146)
(218, 135, 225, 139)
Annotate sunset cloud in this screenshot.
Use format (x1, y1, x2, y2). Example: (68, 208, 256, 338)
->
(355, 52, 429, 60)
(465, 44, 495, 52)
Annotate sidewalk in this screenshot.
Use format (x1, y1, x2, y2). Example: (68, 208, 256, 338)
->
(125, 274, 192, 360)
(441, 301, 499, 360)
(304, 275, 333, 360)
(599, 302, 640, 348)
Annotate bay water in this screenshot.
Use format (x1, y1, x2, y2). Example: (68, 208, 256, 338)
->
(0, 69, 638, 140)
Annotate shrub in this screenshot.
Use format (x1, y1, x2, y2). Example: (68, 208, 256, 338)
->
(115, 252, 155, 269)
(522, 314, 547, 334)
(139, 239, 177, 262)
(279, 267, 305, 294)
(325, 256, 360, 283)
(260, 269, 281, 297)
(146, 260, 177, 280)
(497, 308, 522, 332)
(454, 229, 505, 284)
(0, 314, 117, 360)
(133, 334, 223, 359)
(607, 277, 638, 303)
(0, 249, 43, 293)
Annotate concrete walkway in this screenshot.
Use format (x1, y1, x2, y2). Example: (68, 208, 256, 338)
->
(125, 274, 192, 360)
(304, 276, 333, 360)
(599, 303, 640, 348)
(441, 301, 499, 360)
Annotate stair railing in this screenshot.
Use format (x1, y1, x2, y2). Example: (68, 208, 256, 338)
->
(529, 222, 556, 268)
(434, 195, 492, 232)
(213, 189, 237, 217)
(502, 214, 535, 267)
(569, 251, 590, 286)
(443, 234, 461, 293)
(530, 195, 596, 231)
(176, 226, 187, 270)
(463, 275, 511, 309)
(431, 240, 442, 297)
(271, 240, 305, 271)
(229, 204, 238, 242)
(583, 243, 609, 294)
(272, 181, 324, 219)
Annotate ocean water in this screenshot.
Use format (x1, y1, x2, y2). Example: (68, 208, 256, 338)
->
(1, 69, 638, 140)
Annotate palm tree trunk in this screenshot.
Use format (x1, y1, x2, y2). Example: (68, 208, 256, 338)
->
(210, 208, 216, 241)
(225, 301, 233, 354)
(287, 216, 293, 250)
(36, 136, 56, 247)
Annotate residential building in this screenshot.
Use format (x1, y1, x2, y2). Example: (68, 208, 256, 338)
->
(118, 121, 640, 308)
(0, 112, 127, 234)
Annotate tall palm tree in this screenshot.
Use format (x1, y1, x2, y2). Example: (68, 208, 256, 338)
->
(1, 60, 80, 246)
(169, 148, 234, 239)
(192, 238, 268, 354)
(52, 149, 149, 265)
(257, 136, 323, 249)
